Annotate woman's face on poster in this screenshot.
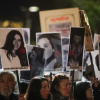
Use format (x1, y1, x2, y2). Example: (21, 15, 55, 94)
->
(13, 34, 21, 50)
(37, 37, 53, 60)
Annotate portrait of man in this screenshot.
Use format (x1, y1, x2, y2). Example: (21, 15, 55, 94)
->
(67, 27, 85, 70)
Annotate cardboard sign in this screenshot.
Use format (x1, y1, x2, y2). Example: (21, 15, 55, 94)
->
(36, 32, 63, 72)
(0, 29, 29, 71)
(39, 8, 80, 37)
(67, 27, 85, 70)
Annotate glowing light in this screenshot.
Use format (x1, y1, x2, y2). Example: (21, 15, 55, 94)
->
(29, 6, 39, 12)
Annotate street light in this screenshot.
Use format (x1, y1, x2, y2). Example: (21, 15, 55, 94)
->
(29, 6, 39, 12)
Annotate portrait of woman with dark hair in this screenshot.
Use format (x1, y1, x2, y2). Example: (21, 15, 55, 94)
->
(0, 29, 28, 70)
(36, 33, 62, 71)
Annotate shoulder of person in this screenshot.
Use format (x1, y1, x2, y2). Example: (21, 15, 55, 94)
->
(9, 93, 18, 100)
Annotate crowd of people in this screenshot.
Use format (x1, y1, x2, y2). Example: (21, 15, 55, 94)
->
(0, 71, 100, 100)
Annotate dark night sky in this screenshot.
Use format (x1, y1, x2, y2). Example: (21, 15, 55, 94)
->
(0, 0, 54, 20)
(0, 0, 54, 41)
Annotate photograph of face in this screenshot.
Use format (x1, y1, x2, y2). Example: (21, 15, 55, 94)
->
(0, 29, 29, 71)
(67, 27, 85, 70)
(20, 45, 45, 82)
(36, 33, 62, 72)
(62, 37, 69, 71)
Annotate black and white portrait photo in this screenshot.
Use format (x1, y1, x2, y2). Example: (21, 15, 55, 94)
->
(0, 29, 29, 70)
(20, 45, 45, 82)
(67, 27, 85, 70)
(22, 28, 30, 44)
(36, 33, 62, 72)
(62, 37, 69, 71)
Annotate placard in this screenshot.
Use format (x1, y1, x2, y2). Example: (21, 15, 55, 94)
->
(67, 27, 85, 70)
(0, 29, 29, 71)
(39, 8, 80, 37)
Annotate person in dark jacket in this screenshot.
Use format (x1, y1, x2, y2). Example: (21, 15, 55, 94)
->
(0, 71, 25, 100)
(25, 76, 53, 100)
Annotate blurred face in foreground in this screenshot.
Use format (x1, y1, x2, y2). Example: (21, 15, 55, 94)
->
(0, 74, 15, 97)
(59, 79, 71, 97)
(86, 87, 93, 100)
(40, 80, 50, 99)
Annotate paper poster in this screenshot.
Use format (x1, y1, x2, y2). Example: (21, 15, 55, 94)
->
(79, 10, 94, 52)
(67, 27, 85, 70)
(62, 37, 69, 71)
(0, 29, 29, 71)
(22, 28, 30, 44)
(36, 32, 63, 72)
(20, 44, 45, 82)
(39, 8, 80, 37)
(70, 70, 82, 81)
(83, 48, 91, 71)
(91, 50, 100, 79)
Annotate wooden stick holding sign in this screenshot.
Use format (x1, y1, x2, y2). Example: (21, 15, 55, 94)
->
(71, 70, 74, 99)
(89, 52, 96, 78)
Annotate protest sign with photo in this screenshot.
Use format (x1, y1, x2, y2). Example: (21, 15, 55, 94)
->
(36, 32, 63, 72)
(20, 44, 45, 82)
(67, 27, 85, 70)
(62, 37, 69, 71)
(0, 29, 29, 71)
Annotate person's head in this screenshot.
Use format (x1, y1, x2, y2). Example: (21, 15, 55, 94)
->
(75, 82, 93, 100)
(70, 28, 84, 60)
(0, 71, 16, 98)
(37, 34, 54, 60)
(2, 30, 24, 51)
(85, 65, 94, 81)
(51, 73, 71, 97)
(26, 77, 50, 100)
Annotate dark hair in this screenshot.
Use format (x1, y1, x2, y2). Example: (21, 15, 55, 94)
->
(26, 77, 49, 100)
(37, 34, 54, 49)
(51, 73, 69, 94)
(1, 30, 24, 61)
(74, 82, 91, 100)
